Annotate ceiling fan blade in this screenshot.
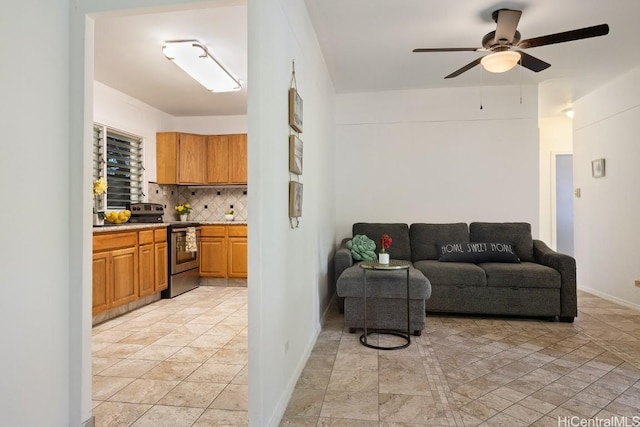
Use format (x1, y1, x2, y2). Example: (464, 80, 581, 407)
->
(494, 9, 522, 44)
(444, 57, 482, 79)
(413, 47, 480, 52)
(517, 51, 551, 72)
(518, 24, 609, 49)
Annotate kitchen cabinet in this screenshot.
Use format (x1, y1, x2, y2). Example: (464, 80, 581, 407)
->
(156, 132, 207, 184)
(199, 224, 247, 279)
(138, 230, 155, 297)
(206, 133, 247, 185)
(92, 231, 139, 315)
(154, 229, 168, 292)
(227, 225, 248, 278)
(200, 226, 227, 277)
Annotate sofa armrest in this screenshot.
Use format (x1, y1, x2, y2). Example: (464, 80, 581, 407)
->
(334, 238, 354, 283)
(533, 240, 577, 319)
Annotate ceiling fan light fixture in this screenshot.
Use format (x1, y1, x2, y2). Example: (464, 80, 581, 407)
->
(162, 40, 241, 92)
(480, 51, 521, 73)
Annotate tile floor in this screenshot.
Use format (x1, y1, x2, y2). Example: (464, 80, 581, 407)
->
(93, 287, 640, 427)
(282, 290, 640, 426)
(92, 285, 248, 426)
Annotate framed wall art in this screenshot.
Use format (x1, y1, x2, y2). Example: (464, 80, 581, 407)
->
(592, 158, 605, 178)
(289, 181, 303, 218)
(289, 88, 303, 133)
(289, 135, 303, 175)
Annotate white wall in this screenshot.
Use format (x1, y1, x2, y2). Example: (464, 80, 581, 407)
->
(0, 1, 76, 425)
(334, 85, 540, 241)
(171, 115, 248, 135)
(538, 117, 573, 245)
(248, 0, 335, 424)
(573, 67, 640, 309)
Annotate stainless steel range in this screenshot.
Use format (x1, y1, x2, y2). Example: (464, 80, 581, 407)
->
(163, 222, 200, 298)
(130, 203, 200, 299)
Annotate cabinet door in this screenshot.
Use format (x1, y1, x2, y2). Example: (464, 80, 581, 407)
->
(138, 243, 155, 297)
(111, 247, 138, 308)
(227, 237, 248, 278)
(228, 134, 247, 184)
(179, 133, 206, 184)
(154, 241, 168, 291)
(92, 252, 110, 315)
(206, 135, 229, 184)
(156, 132, 178, 184)
(200, 238, 227, 277)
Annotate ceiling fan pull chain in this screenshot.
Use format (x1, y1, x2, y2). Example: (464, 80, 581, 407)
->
(519, 56, 523, 105)
(479, 66, 483, 110)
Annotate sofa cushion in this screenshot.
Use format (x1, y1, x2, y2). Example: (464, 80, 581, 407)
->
(410, 223, 469, 261)
(480, 262, 561, 289)
(437, 242, 520, 263)
(470, 222, 534, 262)
(413, 260, 487, 287)
(336, 264, 431, 299)
(353, 223, 411, 261)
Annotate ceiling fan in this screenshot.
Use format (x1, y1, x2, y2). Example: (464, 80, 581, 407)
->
(413, 9, 609, 79)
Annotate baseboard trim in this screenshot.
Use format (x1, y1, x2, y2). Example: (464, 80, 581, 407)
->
(579, 286, 640, 312)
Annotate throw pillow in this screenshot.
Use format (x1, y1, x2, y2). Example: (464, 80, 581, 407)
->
(346, 234, 377, 261)
(437, 242, 520, 263)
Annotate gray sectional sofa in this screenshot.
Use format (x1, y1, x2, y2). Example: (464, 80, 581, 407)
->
(335, 222, 577, 332)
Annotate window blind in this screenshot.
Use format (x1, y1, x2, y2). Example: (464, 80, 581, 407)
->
(93, 124, 145, 209)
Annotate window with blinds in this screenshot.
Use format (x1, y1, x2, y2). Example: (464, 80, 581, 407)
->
(93, 124, 145, 209)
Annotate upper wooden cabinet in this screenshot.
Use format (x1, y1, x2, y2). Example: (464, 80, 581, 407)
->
(228, 134, 247, 184)
(157, 131, 247, 185)
(207, 133, 247, 185)
(156, 132, 207, 184)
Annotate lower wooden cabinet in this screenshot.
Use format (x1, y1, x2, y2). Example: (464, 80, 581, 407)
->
(92, 226, 168, 316)
(200, 224, 247, 279)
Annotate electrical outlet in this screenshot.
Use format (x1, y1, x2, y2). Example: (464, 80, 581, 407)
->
(635, 280, 640, 288)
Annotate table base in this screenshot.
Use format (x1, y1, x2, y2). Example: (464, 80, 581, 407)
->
(359, 329, 410, 350)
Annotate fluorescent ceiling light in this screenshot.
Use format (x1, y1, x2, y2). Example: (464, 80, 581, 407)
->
(162, 40, 241, 92)
(481, 51, 521, 73)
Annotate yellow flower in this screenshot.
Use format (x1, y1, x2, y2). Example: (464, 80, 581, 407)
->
(93, 177, 108, 195)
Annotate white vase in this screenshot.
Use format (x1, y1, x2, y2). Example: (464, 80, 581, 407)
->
(378, 252, 389, 264)
(93, 213, 104, 226)
(180, 214, 188, 222)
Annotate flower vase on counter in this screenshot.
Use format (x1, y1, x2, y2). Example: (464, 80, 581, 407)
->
(175, 203, 192, 222)
(92, 177, 108, 227)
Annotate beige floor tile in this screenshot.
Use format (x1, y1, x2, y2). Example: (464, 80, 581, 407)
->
(186, 362, 244, 383)
(141, 360, 201, 381)
(378, 393, 446, 424)
(93, 376, 136, 401)
(157, 381, 226, 408)
(108, 378, 180, 404)
(93, 401, 151, 427)
(280, 415, 319, 426)
(296, 367, 332, 390)
(93, 357, 122, 375)
(128, 345, 182, 361)
(319, 390, 378, 421)
(130, 404, 204, 427)
(206, 347, 247, 365)
(285, 388, 326, 417)
(210, 384, 248, 411)
(100, 359, 160, 378)
(192, 408, 248, 426)
(327, 367, 378, 392)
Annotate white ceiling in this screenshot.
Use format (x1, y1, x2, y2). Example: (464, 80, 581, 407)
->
(94, 1, 640, 118)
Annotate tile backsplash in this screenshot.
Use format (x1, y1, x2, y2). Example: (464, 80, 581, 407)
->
(148, 182, 247, 222)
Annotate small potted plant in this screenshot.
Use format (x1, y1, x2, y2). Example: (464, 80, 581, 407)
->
(175, 203, 192, 221)
(225, 209, 235, 221)
(379, 234, 392, 264)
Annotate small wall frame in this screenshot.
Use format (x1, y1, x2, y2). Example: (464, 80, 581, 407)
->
(289, 181, 303, 218)
(592, 158, 605, 178)
(289, 135, 303, 175)
(289, 88, 303, 133)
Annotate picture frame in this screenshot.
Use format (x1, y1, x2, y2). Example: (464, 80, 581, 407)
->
(592, 158, 605, 178)
(289, 181, 303, 218)
(289, 135, 303, 175)
(289, 88, 303, 133)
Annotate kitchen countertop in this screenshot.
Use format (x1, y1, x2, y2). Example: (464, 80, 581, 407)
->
(93, 221, 247, 233)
